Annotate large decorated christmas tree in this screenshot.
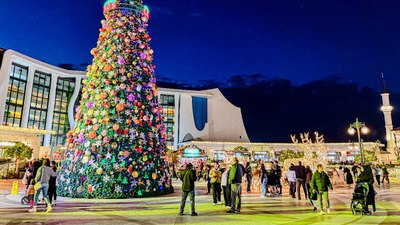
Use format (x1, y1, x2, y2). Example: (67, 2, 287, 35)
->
(57, 0, 173, 198)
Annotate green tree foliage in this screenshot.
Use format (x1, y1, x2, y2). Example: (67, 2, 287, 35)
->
(278, 149, 304, 162)
(3, 142, 33, 160)
(355, 150, 377, 163)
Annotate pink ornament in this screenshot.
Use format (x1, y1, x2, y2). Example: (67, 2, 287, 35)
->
(128, 94, 135, 102)
(86, 102, 93, 109)
(117, 56, 126, 65)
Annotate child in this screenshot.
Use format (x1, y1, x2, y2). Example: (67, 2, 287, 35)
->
(27, 180, 35, 208)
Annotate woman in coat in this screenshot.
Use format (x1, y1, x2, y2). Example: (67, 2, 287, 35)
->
(343, 166, 354, 188)
(358, 165, 376, 213)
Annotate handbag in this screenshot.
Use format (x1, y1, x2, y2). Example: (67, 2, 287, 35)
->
(34, 168, 43, 190)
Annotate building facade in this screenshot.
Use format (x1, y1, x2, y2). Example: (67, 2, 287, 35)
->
(0, 49, 249, 157)
(0, 49, 393, 163)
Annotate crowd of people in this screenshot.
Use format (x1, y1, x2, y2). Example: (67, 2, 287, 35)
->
(178, 158, 388, 216)
(21, 158, 58, 213)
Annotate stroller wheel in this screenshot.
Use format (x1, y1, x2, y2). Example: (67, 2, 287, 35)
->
(21, 196, 29, 205)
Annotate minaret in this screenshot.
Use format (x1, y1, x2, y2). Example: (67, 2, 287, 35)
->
(380, 73, 394, 149)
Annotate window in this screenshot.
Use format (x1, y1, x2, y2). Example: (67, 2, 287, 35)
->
(3, 63, 28, 127)
(214, 150, 225, 161)
(28, 71, 51, 130)
(192, 96, 208, 131)
(50, 78, 75, 147)
(160, 94, 175, 150)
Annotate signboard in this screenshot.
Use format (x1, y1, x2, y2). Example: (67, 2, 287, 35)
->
(11, 181, 18, 195)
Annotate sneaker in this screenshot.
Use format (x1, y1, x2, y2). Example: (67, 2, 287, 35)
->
(46, 205, 53, 213)
(226, 210, 235, 213)
(225, 205, 231, 209)
(235, 210, 240, 214)
(320, 210, 325, 215)
(217, 202, 222, 205)
(327, 208, 330, 214)
(179, 212, 183, 215)
(313, 207, 317, 212)
(213, 203, 217, 206)
(191, 212, 198, 216)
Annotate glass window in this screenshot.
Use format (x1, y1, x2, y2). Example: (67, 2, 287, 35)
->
(50, 77, 75, 147)
(28, 71, 51, 132)
(3, 63, 28, 127)
(160, 94, 175, 150)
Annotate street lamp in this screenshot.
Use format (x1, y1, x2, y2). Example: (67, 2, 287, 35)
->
(347, 118, 370, 164)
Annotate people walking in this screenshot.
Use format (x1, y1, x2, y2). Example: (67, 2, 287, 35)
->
(29, 158, 57, 213)
(221, 164, 232, 208)
(260, 163, 268, 197)
(310, 164, 333, 215)
(338, 166, 345, 185)
(275, 161, 283, 195)
(210, 163, 222, 205)
(245, 162, 252, 193)
(358, 164, 376, 213)
(294, 161, 308, 200)
(179, 163, 198, 216)
(227, 157, 245, 214)
(305, 166, 317, 211)
(343, 166, 354, 188)
(374, 165, 382, 186)
(382, 165, 390, 185)
(285, 164, 296, 198)
(268, 162, 278, 196)
(47, 161, 58, 206)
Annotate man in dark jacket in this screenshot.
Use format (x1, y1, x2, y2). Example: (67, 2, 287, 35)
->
(310, 164, 333, 215)
(179, 163, 198, 216)
(227, 157, 245, 214)
(294, 161, 307, 200)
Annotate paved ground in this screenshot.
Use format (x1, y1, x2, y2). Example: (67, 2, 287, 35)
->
(0, 179, 399, 225)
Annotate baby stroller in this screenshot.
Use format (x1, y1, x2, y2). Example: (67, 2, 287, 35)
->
(350, 182, 371, 215)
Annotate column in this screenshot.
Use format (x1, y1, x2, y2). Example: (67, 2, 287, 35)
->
(43, 75, 59, 147)
(21, 66, 35, 128)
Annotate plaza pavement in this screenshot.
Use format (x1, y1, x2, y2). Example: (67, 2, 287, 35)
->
(0, 179, 399, 225)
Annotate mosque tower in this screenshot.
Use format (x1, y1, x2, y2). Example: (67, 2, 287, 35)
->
(380, 73, 394, 149)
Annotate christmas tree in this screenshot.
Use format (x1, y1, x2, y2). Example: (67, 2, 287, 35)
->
(57, 0, 173, 198)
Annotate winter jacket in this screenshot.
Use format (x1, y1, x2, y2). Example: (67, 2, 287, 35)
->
(294, 165, 306, 179)
(285, 170, 296, 183)
(181, 169, 196, 192)
(229, 163, 244, 184)
(210, 168, 221, 183)
(310, 171, 333, 192)
(35, 166, 57, 184)
(221, 169, 229, 186)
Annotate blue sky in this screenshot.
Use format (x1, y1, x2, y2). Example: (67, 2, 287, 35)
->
(1, 0, 400, 91)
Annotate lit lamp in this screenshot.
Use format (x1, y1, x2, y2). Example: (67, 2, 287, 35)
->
(347, 118, 370, 164)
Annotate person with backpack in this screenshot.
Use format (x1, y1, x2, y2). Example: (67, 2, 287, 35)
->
(179, 163, 198, 216)
(227, 157, 245, 214)
(28, 158, 57, 213)
(310, 164, 333, 215)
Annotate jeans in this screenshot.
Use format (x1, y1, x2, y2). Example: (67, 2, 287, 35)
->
(296, 178, 307, 199)
(34, 182, 50, 206)
(231, 183, 242, 211)
(261, 179, 268, 197)
(289, 181, 296, 198)
(211, 182, 221, 203)
(222, 185, 231, 206)
(316, 191, 330, 210)
(180, 190, 195, 214)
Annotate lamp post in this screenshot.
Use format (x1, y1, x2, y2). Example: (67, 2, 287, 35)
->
(347, 118, 370, 164)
